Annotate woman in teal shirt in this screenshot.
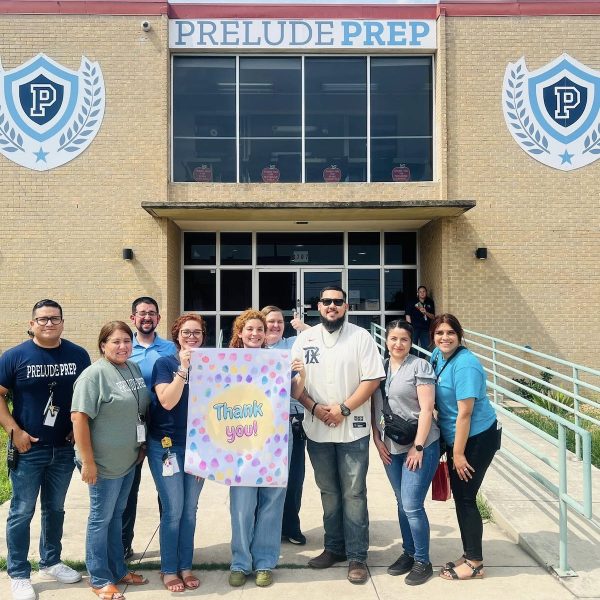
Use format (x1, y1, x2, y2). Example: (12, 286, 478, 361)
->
(429, 314, 498, 581)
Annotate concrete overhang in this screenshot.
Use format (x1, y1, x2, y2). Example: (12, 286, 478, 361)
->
(142, 199, 475, 230)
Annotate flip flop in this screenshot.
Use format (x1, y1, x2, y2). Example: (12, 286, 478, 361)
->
(440, 559, 484, 580)
(179, 572, 201, 590)
(91, 584, 125, 600)
(160, 574, 185, 593)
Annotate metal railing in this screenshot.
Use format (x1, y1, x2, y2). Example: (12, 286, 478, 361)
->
(370, 322, 597, 576)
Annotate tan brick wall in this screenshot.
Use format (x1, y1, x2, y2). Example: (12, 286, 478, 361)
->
(442, 15, 600, 364)
(0, 14, 172, 355)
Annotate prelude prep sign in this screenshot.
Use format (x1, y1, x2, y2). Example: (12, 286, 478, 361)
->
(185, 348, 291, 487)
(169, 19, 436, 49)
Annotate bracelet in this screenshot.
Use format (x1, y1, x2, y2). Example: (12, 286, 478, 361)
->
(175, 370, 188, 383)
(311, 402, 318, 416)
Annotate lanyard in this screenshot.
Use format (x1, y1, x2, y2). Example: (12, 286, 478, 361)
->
(110, 361, 142, 417)
(432, 346, 465, 383)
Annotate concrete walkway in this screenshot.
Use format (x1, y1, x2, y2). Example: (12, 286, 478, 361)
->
(0, 441, 582, 600)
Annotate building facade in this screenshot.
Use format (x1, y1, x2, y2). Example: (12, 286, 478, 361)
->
(1, 0, 598, 364)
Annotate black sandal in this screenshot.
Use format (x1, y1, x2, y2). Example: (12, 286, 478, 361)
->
(444, 554, 466, 570)
(440, 559, 484, 580)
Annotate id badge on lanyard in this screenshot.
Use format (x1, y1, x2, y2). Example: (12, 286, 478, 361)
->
(162, 450, 180, 477)
(136, 414, 146, 443)
(43, 382, 59, 427)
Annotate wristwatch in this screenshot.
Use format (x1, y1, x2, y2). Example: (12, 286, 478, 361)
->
(414, 444, 424, 452)
(339, 402, 351, 417)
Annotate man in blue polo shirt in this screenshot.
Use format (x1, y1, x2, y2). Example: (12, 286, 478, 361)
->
(121, 296, 176, 559)
(0, 299, 91, 600)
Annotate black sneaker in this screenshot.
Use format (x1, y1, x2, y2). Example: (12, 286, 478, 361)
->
(387, 552, 414, 576)
(287, 533, 307, 545)
(405, 561, 433, 586)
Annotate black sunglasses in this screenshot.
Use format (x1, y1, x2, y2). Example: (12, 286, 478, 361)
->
(320, 298, 345, 306)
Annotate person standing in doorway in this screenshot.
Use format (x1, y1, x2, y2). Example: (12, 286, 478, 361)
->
(121, 297, 176, 560)
(405, 286, 435, 354)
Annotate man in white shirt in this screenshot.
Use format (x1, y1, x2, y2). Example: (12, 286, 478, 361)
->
(292, 286, 384, 584)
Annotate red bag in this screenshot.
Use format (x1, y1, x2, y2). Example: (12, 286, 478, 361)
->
(431, 458, 451, 501)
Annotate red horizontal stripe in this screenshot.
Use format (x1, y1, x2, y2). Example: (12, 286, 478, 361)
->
(0, 1, 598, 18)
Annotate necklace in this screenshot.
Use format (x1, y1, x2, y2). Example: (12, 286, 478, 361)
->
(320, 324, 344, 349)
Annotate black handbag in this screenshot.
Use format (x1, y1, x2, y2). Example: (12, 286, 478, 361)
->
(379, 360, 418, 446)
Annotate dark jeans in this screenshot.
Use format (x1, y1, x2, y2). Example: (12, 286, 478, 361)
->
(121, 461, 143, 553)
(281, 424, 306, 538)
(412, 328, 431, 357)
(447, 422, 498, 562)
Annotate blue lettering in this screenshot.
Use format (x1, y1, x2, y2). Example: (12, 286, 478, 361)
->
(263, 20, 285, 46)
(198, 20, 217, 46)
(221, 20, 239, 46)
(316, 20, 334, 46)
(342, 20, 361, 46)
(174, 20, 195, 46)
(242, 20, 261, 46)
(387, 21, 407, 46)
(409, 21, 429, 46)
(364, 21, 384, 47)
(290, 20, 312, 46)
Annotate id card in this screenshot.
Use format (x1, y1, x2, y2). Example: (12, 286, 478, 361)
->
(136, 423, 146, 443)
(44, 405, 59, 427)
(162, 454, 180, 477)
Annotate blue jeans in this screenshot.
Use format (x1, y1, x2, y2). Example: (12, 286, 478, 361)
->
(229, 485, 286, 573)
(85, 469, 135, 588)
(383, 440, 440, 563)
(147, 439, 204, 574)
(282, 423, 306, 538)
(7, 444, 75, 579)
(307, 435, 370, 562)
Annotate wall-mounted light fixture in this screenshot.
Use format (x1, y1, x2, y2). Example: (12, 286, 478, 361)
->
(122, 248, 134, 260)
(475, 247, 488, 260)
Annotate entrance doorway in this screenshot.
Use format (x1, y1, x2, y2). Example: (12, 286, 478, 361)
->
(257, 269, 342, 336)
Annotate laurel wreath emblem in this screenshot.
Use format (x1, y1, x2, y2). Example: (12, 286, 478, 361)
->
(0, 106, 25, 153)
(582, 123, 600, 155)
(57, 59, 103, 153)
(504, 62, 550, 156)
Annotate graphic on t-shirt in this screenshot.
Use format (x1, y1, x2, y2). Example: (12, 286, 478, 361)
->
(303, 346, 320, 364)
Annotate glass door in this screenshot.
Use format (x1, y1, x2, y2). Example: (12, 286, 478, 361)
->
(257, 269, 299, 338)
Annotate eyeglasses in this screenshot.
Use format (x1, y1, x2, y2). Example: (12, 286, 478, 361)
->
(34, 316, 63, 325)
(135, 311, 158, 318)
(319, 298, 345, 307)
(180, 330, 203, 338)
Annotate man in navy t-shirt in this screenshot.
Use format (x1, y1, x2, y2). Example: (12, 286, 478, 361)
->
(121, 296, 176, 559)
(0, 299, 91, 600)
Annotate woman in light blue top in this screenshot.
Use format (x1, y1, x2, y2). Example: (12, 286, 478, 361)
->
(372, 320, 439, 586)
(430, 314, 498, 581)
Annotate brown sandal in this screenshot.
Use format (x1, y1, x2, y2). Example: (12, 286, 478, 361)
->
(179, 571, 201, 589)
(160, 574, 185, 593)
(118, 572, 148, 585)
(91, 584, 125, 600)
(440, 559, 484, 580)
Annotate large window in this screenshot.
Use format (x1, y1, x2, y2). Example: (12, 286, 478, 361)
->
(172, 55, 433, 182)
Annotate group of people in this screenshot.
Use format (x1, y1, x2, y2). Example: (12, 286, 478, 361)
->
(0, 287, 499, 600)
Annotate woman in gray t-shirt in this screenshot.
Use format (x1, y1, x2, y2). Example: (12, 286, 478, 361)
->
(372, 320, 440, 586)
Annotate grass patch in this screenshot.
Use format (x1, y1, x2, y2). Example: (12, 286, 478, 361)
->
(0, 422, 10, 504)
(477, 493, 494, 523)
(516, 409, 600, 469)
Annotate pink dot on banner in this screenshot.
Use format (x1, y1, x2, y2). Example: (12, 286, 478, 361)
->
(259, 467, 267, 475)
(269, 359, 275, 365)
(225, 454, 234, 463)
(261, 365, 268, 373)
(225, 479, 231, 485)
(199, 461, 207, 470)
(279, 387, 287, 397)
(211, 458, 219, 467)
(202, 356, 210, 363)
(245, 354, 252, 361)
(252, 458, 260, 466)
(218, 353, 226, 360)
(281, 412, 289, 420)
(199, 427, 206, 434)
(269, 463, 275, 469)
(245, 454, 253, 461)
(274, 448, 282, 457)
(270, 371, 276, 379)
(276, 376, 283, 384)
(230, 353, 237, 361)
(193, 418, 201, 427)
(267, 476, 273, 483)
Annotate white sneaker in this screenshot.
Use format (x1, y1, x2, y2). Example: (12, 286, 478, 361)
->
(10, 578, 36, 600)
(39, 562, 82, 584)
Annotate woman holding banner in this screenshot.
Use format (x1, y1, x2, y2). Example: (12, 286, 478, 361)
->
(228, 309, 305, 588)
(148, 314, 207, 593)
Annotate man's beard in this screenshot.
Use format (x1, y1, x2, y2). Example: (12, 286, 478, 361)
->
(320, 314, 345, 333)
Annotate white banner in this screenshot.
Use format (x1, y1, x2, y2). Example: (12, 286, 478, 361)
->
(169, 19, 436, 50)
(185, 348, 291, 487)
